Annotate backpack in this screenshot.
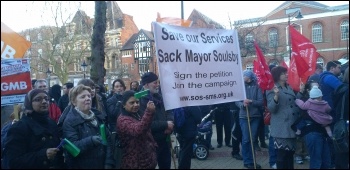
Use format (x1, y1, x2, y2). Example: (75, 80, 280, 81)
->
(173, 107, 186, 131)
(332, 89, 349, 153)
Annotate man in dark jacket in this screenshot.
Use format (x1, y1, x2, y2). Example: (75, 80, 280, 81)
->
(236, 70, 263, 169)
(58, 82, 73, 113)
(213, 102, 232, 148)
(176, 106, 201, 169)
(139, 72, 174, 169)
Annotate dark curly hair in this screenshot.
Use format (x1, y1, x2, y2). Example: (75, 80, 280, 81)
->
(271, 66, 287, 83)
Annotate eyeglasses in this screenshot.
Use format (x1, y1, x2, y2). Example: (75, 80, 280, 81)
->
(32, 97, 49, 102)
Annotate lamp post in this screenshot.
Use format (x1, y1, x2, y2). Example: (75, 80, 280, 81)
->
(81, 60, 88, 79)
(287, 10, 303, 59)
(46, 68, 51, 87)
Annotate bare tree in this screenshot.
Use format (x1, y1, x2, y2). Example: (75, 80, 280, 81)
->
(231, 17, 269, 58)
(27, 2, 92, 84)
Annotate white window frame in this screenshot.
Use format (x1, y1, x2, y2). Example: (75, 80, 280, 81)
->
(268, 28, 278, 47)
(340, 20, 349, 40)
(312, 23, 323, 43)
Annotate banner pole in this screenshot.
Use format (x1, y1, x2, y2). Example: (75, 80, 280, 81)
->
(246, 106, 257, 169)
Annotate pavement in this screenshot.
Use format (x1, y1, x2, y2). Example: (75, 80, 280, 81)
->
(167, 124, 310, 169)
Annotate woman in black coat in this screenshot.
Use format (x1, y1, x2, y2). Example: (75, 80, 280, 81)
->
(62, 85, 114, 169)
(3, 89, 64, 169)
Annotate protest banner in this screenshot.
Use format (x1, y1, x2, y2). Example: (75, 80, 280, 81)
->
(1, 22, 32, 60)
(1, 58, 32, 106)
(152, 22, 246, 110)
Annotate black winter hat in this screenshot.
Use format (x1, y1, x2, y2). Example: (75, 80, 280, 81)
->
(141, 72, 158, 85)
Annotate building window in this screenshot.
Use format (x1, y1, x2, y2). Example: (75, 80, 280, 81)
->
(316, 57, 324, 68)
(340, 20, 349, 40)
(131, 63, 135, 70)
(312, 23, 323, 43)
(38, 63, 43, 72)
(268, 28, 278, 47)
(74, 59, 81, 72)
(245, 34, 254, 47)
(38, 49, 43, 57)
(38, 33, 42, 41)
(123, 63, 129, 71)
(246, 62, 253, 70)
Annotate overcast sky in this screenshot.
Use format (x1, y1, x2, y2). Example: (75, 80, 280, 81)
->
(1, 1, 348, 32)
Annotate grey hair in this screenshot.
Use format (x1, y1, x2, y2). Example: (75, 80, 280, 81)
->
(34, 79, 47, 88)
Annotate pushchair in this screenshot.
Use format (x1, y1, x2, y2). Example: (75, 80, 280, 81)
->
(174, 108, 217, 160)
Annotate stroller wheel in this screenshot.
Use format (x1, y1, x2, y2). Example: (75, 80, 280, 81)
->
(194, 145, 209, 160)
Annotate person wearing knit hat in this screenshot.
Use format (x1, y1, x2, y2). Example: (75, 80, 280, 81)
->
(141, 72, 159, 94)
(309, 86, 323, 99)
(243, 70, 257, 82)
(139, 71, 174, 169)
(235, 69, 264, 169)
(295, 85, 333, 169)
(2, 89, 64, 169)
(141, 72, 158, 86)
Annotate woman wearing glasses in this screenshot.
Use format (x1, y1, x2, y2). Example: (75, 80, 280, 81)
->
(3, 89, 64, 169)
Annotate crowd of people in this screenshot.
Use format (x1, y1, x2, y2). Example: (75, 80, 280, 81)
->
(0, 60, 348, 169)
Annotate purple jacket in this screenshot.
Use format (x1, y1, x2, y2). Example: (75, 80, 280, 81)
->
(295, 98, 332, 125)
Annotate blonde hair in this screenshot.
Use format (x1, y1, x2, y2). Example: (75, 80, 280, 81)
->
(69, 85, 92, 105)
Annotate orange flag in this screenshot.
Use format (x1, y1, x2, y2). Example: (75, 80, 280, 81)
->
(1, 22, 32, 59)
(156, 12, 192, 27)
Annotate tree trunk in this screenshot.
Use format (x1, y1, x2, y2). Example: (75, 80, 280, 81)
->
(90, 1, 107, 85)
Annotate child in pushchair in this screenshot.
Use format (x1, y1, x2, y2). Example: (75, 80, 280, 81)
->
(174, 108, 217, 160)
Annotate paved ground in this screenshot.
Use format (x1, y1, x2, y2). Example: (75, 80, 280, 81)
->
(167, 124, 310, 169)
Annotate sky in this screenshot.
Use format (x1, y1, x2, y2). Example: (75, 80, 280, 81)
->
(1, 1, 348, 32)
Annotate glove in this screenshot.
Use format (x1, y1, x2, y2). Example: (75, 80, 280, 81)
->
(91, 136, 103, 146)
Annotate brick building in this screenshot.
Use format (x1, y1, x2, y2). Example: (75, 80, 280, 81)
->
(234, 1, 349, 70)
(20, 1, 139, 90)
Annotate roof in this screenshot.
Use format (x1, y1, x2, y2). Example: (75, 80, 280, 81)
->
(188, 9, 224, 29)
(121, 29, 154, 51)
(121, 33, 138, 51)
(140, 29, 154, 41)
(327, 4, 349, 11)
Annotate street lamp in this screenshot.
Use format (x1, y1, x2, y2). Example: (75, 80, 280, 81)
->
(81, 60, 88, 79)
(287, 10, 303, 59)
(46, 67, 51, 87)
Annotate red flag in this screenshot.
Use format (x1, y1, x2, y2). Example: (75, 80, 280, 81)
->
(253, 41, 274, 91)
(281, 60, 288, 69)
(289, 25, 318, 83)
(288, 56, 301, 91)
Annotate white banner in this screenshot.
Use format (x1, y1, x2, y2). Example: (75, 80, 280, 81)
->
(152, 22, 246, 110)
